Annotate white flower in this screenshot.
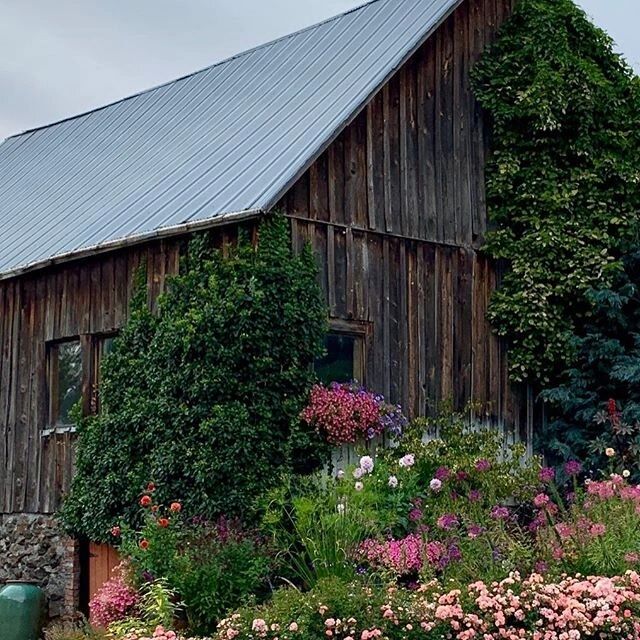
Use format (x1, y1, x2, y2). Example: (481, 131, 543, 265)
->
(623, 469, 631, 478)
(353, 467, 364, 479)
(337, 503, 346, 515)
(354, 481, 364, 492)
(359, 455, 374, 474)
(399, 453, 415, 468)
(388, 475, 398, 488)
(605, 447, 616, 458)
(429, 478, 442, 492)
(336, 469, 345, 480)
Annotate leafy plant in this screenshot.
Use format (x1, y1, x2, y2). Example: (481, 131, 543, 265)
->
(60, 214, 328, 540)
(471, 0, 640, 383)
(542, 250, 640, 476)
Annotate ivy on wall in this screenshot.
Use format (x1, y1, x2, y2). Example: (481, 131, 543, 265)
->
(471, 0, 640, 383)
(61, 215, 328, 542)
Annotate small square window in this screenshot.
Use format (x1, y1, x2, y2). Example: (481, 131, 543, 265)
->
(315, 323, 368, 386)
(47, 340, 83, 427)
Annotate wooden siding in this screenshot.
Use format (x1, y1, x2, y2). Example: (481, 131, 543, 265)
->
(283, 0, 513, 248)
(0, 0, 526, 516)
(0, 240, 183, 514)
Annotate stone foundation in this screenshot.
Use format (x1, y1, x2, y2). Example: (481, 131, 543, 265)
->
(0, 513, 79, 619)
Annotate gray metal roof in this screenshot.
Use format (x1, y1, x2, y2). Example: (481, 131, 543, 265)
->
(0, 0, 461, 278)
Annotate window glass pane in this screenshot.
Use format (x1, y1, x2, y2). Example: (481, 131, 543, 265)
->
(57, 341, 82, 425)
(315, 334, 356, 385)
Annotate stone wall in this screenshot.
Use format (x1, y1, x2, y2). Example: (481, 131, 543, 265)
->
(0, 513, 79, 619)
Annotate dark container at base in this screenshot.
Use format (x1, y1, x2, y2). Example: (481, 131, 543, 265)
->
(0, 581, 45, 640)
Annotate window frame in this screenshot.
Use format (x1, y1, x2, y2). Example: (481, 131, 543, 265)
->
(45, 337, 84, 431)
(315, 319, 371, 385)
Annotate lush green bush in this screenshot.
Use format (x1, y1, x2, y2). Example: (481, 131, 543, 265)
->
(471, 0, 640, 383)
(542, 250, 640, 477)
(61, 215, 328, 541)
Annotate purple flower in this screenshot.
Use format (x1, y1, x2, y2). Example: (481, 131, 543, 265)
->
(534, 560, 549, 574)
(468, 524, 484, 539)
(434, 466, 450, 481)
(565, 460, 582, 476)
(490, 505, 510, 520)
(447, 544, 462, 562)
(468, 489, 482, 502)
(539, 467, 555, 483)
(456, 470, 469, 481)
(436, 513, 459, 530)
(475, 459, 491, 472)
(409, 508, 423, 522)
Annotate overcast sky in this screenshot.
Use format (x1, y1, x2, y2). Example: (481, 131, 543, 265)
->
(0, 0, 638, 141)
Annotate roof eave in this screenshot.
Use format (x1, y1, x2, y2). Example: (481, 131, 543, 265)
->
(0, 207, 265, 282)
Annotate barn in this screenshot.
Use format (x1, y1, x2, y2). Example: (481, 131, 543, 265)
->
(0, 0, 533, 617)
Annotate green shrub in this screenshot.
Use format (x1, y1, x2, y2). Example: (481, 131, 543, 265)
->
(116, 490, 272, 635)
(542, 250, 640, 477)
(60, 215, 328, 541)
(471, 0, 640, 383)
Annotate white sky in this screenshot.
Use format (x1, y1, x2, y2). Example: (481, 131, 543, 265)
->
(0, 0, 637, 141)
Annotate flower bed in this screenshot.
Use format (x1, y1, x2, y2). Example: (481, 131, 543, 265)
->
(64, 391, 640, 640)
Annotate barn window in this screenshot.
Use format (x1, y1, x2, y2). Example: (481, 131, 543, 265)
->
(314, 321, 369, 385)
(47, 339, 83, 427)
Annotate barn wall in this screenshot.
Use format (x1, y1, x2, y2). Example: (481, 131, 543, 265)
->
(283, 0, 515, 247)
(0, 238, 184, 515)
(282, 0, 529, 424)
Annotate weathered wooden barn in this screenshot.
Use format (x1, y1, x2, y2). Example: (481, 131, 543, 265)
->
(0, 0, 531, 616)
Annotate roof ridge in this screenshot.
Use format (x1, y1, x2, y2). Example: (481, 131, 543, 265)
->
(3, 0, 385, 142)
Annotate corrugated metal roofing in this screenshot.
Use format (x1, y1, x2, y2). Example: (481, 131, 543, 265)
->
(0, 0, 461, 278)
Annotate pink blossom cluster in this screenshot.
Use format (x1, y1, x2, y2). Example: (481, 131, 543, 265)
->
(89, 575, 140, 628)
(216, 572, 640, 640)
(358, 535, 448, 575)
(409, 572, 640, 639)
(301, 383, 396, 445)
(123, 626, 201, 640)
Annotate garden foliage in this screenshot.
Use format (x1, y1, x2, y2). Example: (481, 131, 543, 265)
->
(61, 215, 328, 541)
(471, 0, 640, 383)
(542, 250, 640, 477)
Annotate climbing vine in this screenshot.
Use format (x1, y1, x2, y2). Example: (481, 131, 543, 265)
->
(61, 215, 328, 542)
(471, 0, 640, 383)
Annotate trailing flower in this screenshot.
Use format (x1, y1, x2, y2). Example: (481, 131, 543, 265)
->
(301, 382, 407, 445)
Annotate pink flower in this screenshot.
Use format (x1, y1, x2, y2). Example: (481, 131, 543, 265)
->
(89, 574, 139, 628)
(539, 467, 555, 483)
(429, 478, 443, 492)
(533, 493, 550, 508)
(474, 459, 491, 472)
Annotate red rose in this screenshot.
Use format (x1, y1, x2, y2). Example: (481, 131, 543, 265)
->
(158, 517, 169, 528)
(140, 495, 152, 507)
(110, 526, 121, 537)
(147, 482, 156, 492)
(169, 502, 182, 513)
(139, 539, 150, 550)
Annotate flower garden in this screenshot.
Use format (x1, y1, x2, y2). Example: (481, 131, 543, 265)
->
(48, 385, 640, 640)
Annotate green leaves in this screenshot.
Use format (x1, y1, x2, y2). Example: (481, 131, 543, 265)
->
(471, 0, 640, 383)
(60, 214, 329, 541)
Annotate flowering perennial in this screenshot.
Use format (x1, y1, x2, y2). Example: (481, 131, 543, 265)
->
(301, 382, 406, 445)
(89, 573, 140, 628)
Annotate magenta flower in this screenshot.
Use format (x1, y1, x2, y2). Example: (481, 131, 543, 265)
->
(565, 460, 582, 476)
(490, 505, 510, 520)
(409, 508, 423, 521)
(468, 489, 482, 502)
(539, 467, 555, 483)
(434, 466, 450, 481)
(475, 459, 491, 472)
(436, 513, 459, 530)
